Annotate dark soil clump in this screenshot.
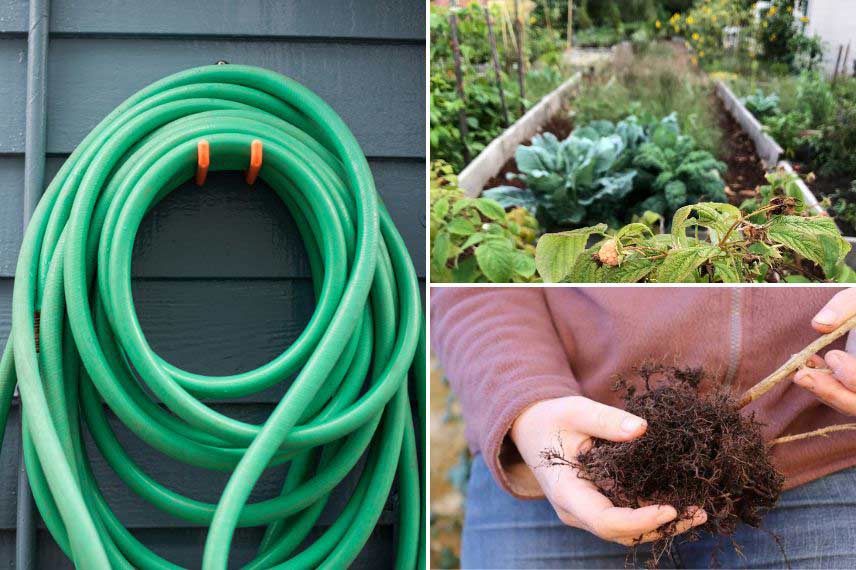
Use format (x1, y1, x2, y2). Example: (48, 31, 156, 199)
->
(551, 364, 784, 566)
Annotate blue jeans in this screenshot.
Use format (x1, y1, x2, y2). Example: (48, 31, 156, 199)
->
(462, 454, 856, 569)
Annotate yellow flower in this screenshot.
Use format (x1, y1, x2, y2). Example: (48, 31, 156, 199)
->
(800, 16, 810, 23)
(770, 34, 777, 41)
(768, 6, 777, 16)
(686, 15, 695, 24)
(762, 20, 768, 27)
(655, 20, 662, 29)
(699, 50, 705, 57)
(691, 56, 698, 65)
(692, 32, 700, 40)
(712, 15, 717, 22)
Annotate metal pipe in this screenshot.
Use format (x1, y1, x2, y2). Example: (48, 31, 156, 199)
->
(18, 0, 50, 567)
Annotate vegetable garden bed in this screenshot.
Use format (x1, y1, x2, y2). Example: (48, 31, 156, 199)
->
(431, 41, 854, 284)
(722, 75, 856, 268)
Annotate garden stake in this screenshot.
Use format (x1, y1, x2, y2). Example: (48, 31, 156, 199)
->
(484, 5, 510, 126)
(738, 312, 856, 408)
(449, 0, 470, 164)
(513, 0, 526, 113)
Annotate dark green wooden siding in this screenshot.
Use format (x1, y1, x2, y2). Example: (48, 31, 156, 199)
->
(0, 0, 425, 566)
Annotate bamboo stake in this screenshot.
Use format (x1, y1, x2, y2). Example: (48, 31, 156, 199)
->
(484, 5, 510, 126)
(768, 423, 856, 447)
(832, 44, 843, 84)
(513, 0, 526, 113)
(738, 313, 856, 408)
(544, 0, 553, 33)
(449, 0, 470, 164)
(567, 0, 573, 51)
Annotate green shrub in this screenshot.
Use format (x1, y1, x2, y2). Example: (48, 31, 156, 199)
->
(430, 161, 539, 283)
(827, 181, 856, 232)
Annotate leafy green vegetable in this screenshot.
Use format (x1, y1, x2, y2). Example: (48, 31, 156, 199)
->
(741, 89, 780, 119)
(484, 113, 728, 231)
(632, 115, 728, 218)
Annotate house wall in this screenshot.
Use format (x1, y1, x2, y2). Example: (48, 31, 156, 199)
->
(0, 0, 425, 567)
(805, 0, 856, 75)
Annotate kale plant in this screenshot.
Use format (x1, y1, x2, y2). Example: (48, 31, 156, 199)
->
(632, 115, 728, 217)
(484, 114, 727, 230)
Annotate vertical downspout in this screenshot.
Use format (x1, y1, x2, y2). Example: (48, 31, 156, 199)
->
(18, 0, 50, 568)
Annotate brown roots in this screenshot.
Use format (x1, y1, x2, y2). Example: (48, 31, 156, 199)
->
(549, 364, 785, 566)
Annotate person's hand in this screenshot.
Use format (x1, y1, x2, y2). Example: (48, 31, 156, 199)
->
(794, 288, 856, 415)
(510, 396, 707, 546)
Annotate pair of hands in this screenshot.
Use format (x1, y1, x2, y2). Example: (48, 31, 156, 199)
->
(511, 289, 856, 546)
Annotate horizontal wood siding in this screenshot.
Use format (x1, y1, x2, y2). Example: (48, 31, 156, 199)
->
(0, 0, 424, 566)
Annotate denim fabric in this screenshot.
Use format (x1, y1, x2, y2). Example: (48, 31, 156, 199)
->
(461, 454, 856, 569)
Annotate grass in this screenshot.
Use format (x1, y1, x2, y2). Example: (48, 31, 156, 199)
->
(570, 43, 725, 156)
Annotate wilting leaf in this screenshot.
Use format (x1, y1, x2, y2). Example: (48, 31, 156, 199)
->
(768, 215, 849, 272)
(712, 257, 741, 283)
(605, 255, 657, 283)
(656, 245, 720, 282)
(535, 224, 608, 282)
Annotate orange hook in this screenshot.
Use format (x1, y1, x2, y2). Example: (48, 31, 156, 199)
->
(196, 139, 210, 186)
(246, 139, 263, 185)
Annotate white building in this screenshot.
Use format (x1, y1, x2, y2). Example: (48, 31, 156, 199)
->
(804, 0, 856, 76)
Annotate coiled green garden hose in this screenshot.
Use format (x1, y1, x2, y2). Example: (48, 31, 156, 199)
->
(0, 64, 425, 569)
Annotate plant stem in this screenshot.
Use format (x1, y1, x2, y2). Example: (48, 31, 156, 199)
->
(738, 313, 856, 408)
(767, 423, 856, 447)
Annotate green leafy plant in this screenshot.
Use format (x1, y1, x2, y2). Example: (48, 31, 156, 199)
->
(741, 89, 780, 118)
(763, 110, 812, 158)
(429, 2, 569, 171)
(826, 181, 856, 235)
(632, 115, 728, 216)
(534, 173, 852, 283)
(484, 116, 644, 229)
(484, 114, 727, 230)
(430, 161, 539, 283)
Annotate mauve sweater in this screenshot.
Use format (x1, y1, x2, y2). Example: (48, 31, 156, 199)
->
(430, 287, 856, 499)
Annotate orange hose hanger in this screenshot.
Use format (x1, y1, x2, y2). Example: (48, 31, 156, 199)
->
(195, 138, 264, 186)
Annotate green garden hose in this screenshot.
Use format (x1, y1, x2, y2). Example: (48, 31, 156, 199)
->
(0, 64, 425, 569)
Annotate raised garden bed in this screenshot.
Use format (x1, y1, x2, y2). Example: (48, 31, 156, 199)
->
(719, 79, 856, 268)
(431, 42, 854, 284)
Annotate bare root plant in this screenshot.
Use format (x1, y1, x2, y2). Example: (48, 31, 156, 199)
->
(540, 316, 856, 568)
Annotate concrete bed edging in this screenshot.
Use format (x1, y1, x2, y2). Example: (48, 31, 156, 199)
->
(714, 79, 784, 169)
(458, 72, 582, 197)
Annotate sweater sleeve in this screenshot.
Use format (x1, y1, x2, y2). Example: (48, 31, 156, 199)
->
(430, 287, 581, 498)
